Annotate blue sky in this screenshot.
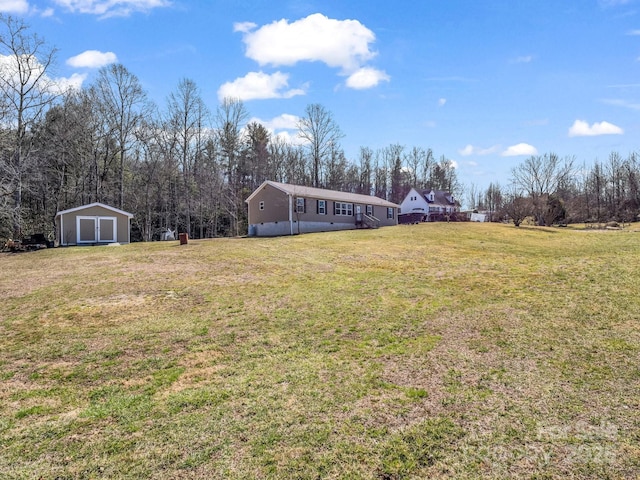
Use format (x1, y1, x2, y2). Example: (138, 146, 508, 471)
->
(2, 0, 640, 192)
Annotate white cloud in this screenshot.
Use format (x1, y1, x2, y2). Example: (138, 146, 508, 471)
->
(601, 98, 640, 110)
(249, 114, 310, 146)
(233, 21, 256, 33)
(510, 55, 533, 64)
(217, 71, 306, 102)
(345, 67, 389, 89)
(52, 0, 171, 17)
(259, 113, 300, 130)
(626, 29, 640, 35)
(51, 72, 87, 93)
(438, 98, 447, 107)
(67, 50, 117, 68)
(0, 0, 29, 13)
(274, 129, 308, 145)
(0, 1, 54, 16)
(568, 119, 624, 137)
(501, 143, 538, 156)
(459, 144, 500, 156)
(459, 145, 476, 156)
(231, 13, 387, 92)
(0, 53, 86, 94)
(238, 13, 377, 72)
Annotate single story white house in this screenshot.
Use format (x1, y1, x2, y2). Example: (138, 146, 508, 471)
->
(55, 202, 133, 246)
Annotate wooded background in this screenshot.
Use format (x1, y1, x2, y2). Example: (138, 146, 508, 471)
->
(2, 15, 639, 242)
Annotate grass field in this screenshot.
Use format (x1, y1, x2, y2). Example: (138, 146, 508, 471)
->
(1, 222, 639, 479)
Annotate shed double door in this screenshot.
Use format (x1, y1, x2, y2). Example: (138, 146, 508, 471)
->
(77, 216, 117, 243)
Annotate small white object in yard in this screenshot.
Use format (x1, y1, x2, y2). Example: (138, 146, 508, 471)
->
(161, 228, 176, 241)
(107, 243, 121, 247)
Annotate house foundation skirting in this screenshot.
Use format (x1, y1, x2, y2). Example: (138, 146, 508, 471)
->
(250, 221, 356, 237)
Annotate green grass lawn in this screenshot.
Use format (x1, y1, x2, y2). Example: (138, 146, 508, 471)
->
(1, 223, 639, 479)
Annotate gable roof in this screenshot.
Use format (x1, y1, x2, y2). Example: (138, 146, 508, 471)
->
(246, 181, 399, 208)
(419, 188, 457, 206)
(55, 202, 134, 218)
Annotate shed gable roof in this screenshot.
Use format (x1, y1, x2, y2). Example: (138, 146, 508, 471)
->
(55, 202, 134, 218)
(246, 181, 399, 208)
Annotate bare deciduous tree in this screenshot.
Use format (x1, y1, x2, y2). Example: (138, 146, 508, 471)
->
(93, 63, 149, 209)
(216, 97, 249, 236)
(0, 14, 59, 238)
(358, 146, 373, 195)
(297, 103, 343, 188)
(165, 78, 210, 236)
(510, 153, 574, 225)
(485, 182, 503, 221)
(405, 146, 427, 189)
(503, 189, 531, 227)
(430, 155, 461, 197)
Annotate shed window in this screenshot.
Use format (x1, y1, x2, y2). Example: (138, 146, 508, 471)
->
(387, 207, 395, 219)
(317, 200, 326, 215)
(366, 205, 373, 216)
(296, 197, 306, 213)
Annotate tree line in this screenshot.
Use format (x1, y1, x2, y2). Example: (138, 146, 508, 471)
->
(0, 14, 460, 241)
(469, 152, 640, 227)
(2, 15, 638, 242)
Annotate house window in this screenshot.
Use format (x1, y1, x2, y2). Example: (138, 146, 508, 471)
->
(296, 197, 306, 213)
(334, 202, 353, 216)
(259, 201, 264, 211)
(387, 207, 395, 219)
(317, 200, 326, 215)
(366, 204, 373, 216)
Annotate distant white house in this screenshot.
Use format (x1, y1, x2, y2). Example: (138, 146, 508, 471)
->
(399, 187, 460, 222)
